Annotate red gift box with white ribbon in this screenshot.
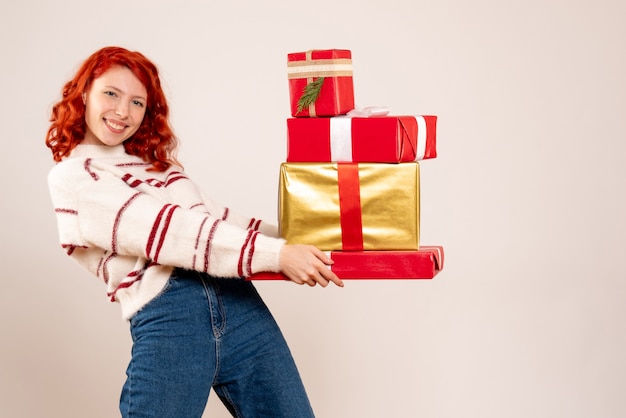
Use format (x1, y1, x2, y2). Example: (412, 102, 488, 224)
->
(286, 115, 437, 163)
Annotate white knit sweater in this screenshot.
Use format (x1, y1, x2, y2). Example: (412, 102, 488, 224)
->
(48, 144, 285, 319)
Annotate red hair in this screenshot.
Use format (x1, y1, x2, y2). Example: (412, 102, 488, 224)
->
(46, 46, 180, 171)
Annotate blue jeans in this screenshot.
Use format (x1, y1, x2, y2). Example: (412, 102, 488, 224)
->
(119, 269, 315, 417)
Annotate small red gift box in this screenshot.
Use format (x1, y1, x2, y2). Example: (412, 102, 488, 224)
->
(286, 115, 437, 162)
(287, 49, 355, 117)
(248, 246, 444, 280)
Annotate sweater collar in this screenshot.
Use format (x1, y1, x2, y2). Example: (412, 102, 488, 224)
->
(67, 144, 131, 159)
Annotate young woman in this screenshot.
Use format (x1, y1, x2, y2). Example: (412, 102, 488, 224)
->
(46, 46, 342, 417)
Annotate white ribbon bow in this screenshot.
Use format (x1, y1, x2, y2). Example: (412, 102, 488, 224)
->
(346, 106, 390, 117)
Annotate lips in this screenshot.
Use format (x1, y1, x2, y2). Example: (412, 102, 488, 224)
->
(104, 118, 127, 133)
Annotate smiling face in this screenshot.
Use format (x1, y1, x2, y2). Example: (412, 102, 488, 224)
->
(82, 66, 148, 146)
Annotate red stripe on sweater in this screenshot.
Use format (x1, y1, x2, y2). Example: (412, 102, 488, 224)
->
(116, 162, 150, 168)
(112, 193, 142, 254)
(193, 217, 210, 270)
(122, 171, 187, 188)
(140, 172, 187, 188)
(222, 207, 229, 221)
(106, 261, 152, 302)
(146, 204, 172, 258)
(101, 252, 118, 284)
(237, 229, 255, 277)
(84, 159, 99, 180)
(246, 218, 256, 229)
(152, 205, 180, 263)
(244, 231, 259, 276)
(122, 174, 143, 188)
(55, 208, 78, 215)
(61, 243, 87, 255)
(107, 275, 141, 302)
(165, 175, 186, 187)
(190, 202, 206, 211)
(204, 219, 221, 272)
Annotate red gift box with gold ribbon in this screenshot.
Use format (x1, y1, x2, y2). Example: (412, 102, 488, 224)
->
(286, 115, 437, 163)
(248, 246, 444, 280)
(287, 49, 355, 117)
(279, 162, 420, 251)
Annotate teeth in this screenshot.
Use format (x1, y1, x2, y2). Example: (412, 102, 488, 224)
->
(106, 120, 125, 130)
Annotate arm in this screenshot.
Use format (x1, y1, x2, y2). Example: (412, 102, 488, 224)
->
(48, 162, 283, 278)
(49, 158, 341, 286)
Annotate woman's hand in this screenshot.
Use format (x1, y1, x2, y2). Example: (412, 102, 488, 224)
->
(279, 244, 344, 287)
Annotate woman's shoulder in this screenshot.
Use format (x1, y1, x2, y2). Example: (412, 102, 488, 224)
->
(48, 154, 84, 177)
(47, 156, 89, 191)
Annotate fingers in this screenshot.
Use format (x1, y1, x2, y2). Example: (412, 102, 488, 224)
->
(308, 247, 343, 287)
(310, 246, 333, 264)
(279, 244, 344, 288)
(296, 267, 343, 288)
(321, 269, 344, 287)
(312, 250, 343, 287)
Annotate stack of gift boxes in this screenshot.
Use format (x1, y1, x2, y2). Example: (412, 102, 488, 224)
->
(251, 49, 443, 281)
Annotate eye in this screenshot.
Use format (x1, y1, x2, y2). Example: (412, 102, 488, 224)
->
(103, 90, 117, 97)
(132, 100, 145, 108)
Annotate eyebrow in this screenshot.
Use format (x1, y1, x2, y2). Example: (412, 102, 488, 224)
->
(104, 85, 147, 101)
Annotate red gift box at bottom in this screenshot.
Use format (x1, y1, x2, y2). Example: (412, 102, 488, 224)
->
(248, 246, 444, 281)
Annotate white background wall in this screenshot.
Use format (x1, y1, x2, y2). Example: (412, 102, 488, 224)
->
(1, 0, 625, 417)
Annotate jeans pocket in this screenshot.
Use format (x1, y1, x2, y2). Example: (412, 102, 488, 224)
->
(128, 278, 174, 330)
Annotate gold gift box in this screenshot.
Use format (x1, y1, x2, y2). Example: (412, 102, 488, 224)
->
(279, 162, 420, 251)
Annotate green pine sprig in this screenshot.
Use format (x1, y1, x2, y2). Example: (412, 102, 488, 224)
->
(297, 77, 325, 114)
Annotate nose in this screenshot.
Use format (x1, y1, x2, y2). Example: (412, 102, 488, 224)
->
(115, 101, 129, 118)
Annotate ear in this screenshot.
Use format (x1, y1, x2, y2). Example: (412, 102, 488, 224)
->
(82, 93, 86, 105)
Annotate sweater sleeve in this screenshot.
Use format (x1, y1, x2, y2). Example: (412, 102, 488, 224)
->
(198, 190, 281, 238)
(48, 160, 285, 278)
